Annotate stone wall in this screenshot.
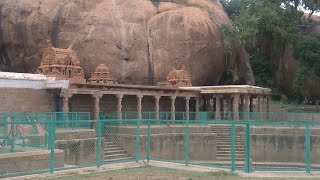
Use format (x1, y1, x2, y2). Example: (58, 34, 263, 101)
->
(55, 138, 104, 166)
(55, 129, 103, 166)
(107, 126, 216, 161)
(106, 125, 320, 165)
(251, 127, 320, 164)
(0, 150, 64, 175)
(0, 88, 55, 113)
(55, 129, 96, 140)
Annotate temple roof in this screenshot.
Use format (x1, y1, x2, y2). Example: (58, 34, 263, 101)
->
(166, 68, 190, 81)
(94, 64, 109, 72)
(180, 85, 272, 95)
(0, 72, 47, 80)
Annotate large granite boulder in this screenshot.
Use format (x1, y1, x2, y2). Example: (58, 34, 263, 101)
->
(0, 0, 254, 85)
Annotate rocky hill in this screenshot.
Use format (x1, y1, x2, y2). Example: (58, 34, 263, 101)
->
(0, 0, 254, 86)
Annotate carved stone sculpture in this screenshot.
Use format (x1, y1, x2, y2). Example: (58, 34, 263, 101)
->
(37, 40, 86, 84)
(89, 64, 117, 85)
(159, 66, 192, 87)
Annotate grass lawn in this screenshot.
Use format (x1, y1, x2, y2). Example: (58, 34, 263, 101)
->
(44, 166, 319, 180)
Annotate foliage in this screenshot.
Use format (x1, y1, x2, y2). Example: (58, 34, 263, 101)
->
(220, 0, 308, 99)
(248, 51, 282, 99)
(304, 0, 320, 20)
(221, 0, 303, 51)
(294, 33, 320, 93)
(221, 8, 259, 49)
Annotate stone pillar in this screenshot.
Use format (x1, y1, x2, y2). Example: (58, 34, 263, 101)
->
(257, 96, 263, 112)
(257, 96, 263, 120)
(223, 97, 228, 120)
(200, 98, 205, 111)
(215, 95, 221, 120)
(116, 94, 123, 120)
(239, 96, 244, 120)
(195, 96, 200, 120)
(137, 94, 143, 120)
(266, 96, 271, 120)
(266, 96, 271, 112)
(171, 96, 176, 121)
(154, 95, 161, 122)
(233, 94, 240, 121)
(244, 95, 250, 112)
(60, 92, 73, 113)
(185, 96, 191, 121)
(244, 95, 250, 120)
(227, 96, 232, 120)
(92, 92, 103, 120)
(240, 96, 244, 112)
(250, 96, 254, 112)
(209, 98, 214, 112)
(209, 98, 214, 120)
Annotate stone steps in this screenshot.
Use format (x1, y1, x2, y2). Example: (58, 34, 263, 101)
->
(218, 148, 245, 152)
(217, 157, 245, 161)
(217, 151, 245, 155)
(104, 138, 132, 162)
(104, 157, 134, 162)
(217, 153, 245, 158)
(217, 138, 243, 140)
(211, 125, 246, 162)
(105, 150, 126, 155)
(217, 142, 244, 145)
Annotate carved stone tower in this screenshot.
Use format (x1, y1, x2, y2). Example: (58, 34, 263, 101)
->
(159, 66, 192, 87)
(37, 41, 86, 84)
(89, 64, 117, 85)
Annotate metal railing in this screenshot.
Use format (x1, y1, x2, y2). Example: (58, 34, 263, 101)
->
(0, 112, 91, 128)
(102, 111, 320, 123)
(1, 117, 320, 178)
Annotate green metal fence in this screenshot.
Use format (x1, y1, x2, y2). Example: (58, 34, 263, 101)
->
(1, 115, 320, 178)
(0, 112, 91, 128)
(103, 111, 320, 123)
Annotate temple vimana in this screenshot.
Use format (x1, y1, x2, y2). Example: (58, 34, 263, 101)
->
(0, 41, 271, 120)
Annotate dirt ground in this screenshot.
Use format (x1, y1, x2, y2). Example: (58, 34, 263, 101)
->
(43, 166, 319, 180)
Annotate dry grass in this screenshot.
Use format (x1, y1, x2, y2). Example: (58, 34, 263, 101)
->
(43, 166, 319, 180)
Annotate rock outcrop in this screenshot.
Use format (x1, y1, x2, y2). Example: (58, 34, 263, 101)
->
(276, 14, 320, 98)
(0, 0, 254, 86)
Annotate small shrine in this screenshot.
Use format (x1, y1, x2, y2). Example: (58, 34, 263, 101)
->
(37, 40, 86, 84)
(163, 66, 192, 87)
(89, 64, 117, 84)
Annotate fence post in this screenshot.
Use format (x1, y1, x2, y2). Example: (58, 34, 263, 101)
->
(97, 120, 102, 167)
(49, 121, 56, 174)
(10, 120, 14, 153)
(306, 122, 311, 173)
(135, 119, 140, 162)
(244, 123, 252, 173)
(185, 120, 190, 166)
(231, 122, 236, 172)
(4, 121, 8, 145)
(147, 119, 151, 161)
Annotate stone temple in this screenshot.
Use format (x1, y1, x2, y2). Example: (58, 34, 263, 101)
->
(37, 41, 86, 84)
(0, 40, 272, 175)
(0, 42, 271, 120)
(88, 64, 117, 85)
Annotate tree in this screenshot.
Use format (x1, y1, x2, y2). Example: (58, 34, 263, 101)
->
(304, 0, 320, 21)
(294, 33, 320, 93)
(222, 0, 320, 99)
(221, 0, 303, 98)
